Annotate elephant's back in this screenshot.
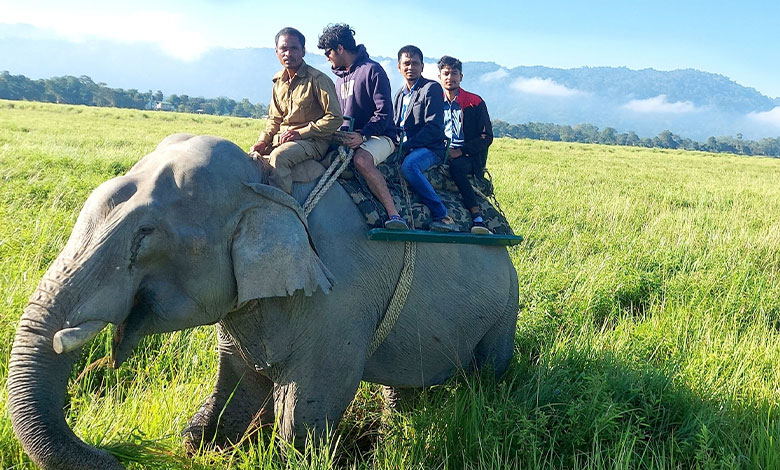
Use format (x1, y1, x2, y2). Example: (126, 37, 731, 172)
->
(294, 178, 518, 388)
(364, 239, 517, 386)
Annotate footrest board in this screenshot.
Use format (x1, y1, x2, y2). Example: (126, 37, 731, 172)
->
(367, 228, 523, 246)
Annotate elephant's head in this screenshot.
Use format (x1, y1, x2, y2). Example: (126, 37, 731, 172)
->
(7, 134, 332, 470)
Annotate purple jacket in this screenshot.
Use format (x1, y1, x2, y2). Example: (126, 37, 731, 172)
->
(332, 45, 396, 141)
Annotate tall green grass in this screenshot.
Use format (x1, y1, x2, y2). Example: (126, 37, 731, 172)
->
(1, 100, 779, 469)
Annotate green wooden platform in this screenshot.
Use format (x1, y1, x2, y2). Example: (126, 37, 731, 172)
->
(367, 228, 523, 246)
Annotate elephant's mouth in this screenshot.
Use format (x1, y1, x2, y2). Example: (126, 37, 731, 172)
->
(52, 288, 156, 368)
(51, 316, 139, 368)
(111, 288, 158, 368)
(50, 317, 138, 367)
(52, 320, 109, 354)
(111, 320, 129, 366)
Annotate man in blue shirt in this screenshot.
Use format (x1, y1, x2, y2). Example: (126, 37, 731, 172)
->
(393, 45, 454, 232)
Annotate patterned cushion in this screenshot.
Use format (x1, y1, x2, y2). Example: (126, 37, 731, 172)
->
(334, 149, 513, 235)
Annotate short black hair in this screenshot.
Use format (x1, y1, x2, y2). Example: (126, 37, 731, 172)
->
(318, 23, 357, 53)
(275, 27, 305, 48)
(397, 45, 423, 63)
(438, 55, 462, 73)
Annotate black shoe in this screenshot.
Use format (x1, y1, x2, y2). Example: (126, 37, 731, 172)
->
(470, 220, 493, 235)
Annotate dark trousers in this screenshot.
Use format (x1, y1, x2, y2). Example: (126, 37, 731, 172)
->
(449, 155, 480, 212)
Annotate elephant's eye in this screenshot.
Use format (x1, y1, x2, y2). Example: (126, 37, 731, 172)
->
(130, 226, 156, 269)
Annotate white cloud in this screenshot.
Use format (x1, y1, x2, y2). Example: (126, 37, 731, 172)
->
(623, 95, 697, 114)
(479, 68, 509, 82)
(2, 7, 210, 61)
(511, 77, 582, 97)
(422, 63, 439, 81)
(378, 59, 394, 76)
(747, 107, 780, 128)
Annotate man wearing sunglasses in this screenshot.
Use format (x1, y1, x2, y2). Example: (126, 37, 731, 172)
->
(318, 24, 407, 230)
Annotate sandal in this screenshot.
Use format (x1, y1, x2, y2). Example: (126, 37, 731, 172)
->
(431, 215, 456, 232)
(384, 215, 409, 230)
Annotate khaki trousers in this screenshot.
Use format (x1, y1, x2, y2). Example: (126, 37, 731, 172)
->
(266, 139, 329, 194)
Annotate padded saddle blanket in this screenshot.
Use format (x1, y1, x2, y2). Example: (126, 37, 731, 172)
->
(333, 152, 514, 235)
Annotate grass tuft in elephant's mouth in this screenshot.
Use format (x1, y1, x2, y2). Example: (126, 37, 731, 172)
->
(111, 321, 127, 367)
(111, 288, 159, 368)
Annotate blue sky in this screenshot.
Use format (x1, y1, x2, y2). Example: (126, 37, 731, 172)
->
(2, 0, 778, 97)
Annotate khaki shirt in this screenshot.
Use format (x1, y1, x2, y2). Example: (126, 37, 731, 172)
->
(258, 61, 343, 147)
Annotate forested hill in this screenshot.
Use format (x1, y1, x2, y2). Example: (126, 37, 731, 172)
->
(470, 63, 776, 111)
(465, 63, 779, 141)
(1, 25, 779, 140)
(3, 71, 778, 156)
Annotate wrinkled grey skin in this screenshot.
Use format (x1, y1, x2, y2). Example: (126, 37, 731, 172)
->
(8, 134, 518, 470)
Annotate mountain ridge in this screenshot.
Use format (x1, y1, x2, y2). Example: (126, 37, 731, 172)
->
(1, 26, 778, 140)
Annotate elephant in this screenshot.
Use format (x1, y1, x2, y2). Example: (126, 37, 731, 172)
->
(7, 134, 518, 470)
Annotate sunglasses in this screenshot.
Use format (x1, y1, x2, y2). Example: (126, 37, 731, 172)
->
(324, 48, 333, 57)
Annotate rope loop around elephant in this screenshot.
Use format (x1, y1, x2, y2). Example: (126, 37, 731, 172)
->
(301, 145, 416, 358)
(368, 240, 416, 357)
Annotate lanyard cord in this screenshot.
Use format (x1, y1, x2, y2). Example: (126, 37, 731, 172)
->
(339, 67, 353, 117)
(400, 78, 421, 126)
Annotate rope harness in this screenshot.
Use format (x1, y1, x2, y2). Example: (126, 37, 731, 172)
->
(303, 145, 354, 217)
(297, 145, 416, 357)
(367, 238, 416, 357)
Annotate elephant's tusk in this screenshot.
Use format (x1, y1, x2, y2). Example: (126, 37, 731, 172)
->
(53, 321, 108, 354)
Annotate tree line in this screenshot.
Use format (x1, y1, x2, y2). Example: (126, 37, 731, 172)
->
(0, 71, 268, 118)
(2, 71, 778, 157)
(492, 120, 780, 158)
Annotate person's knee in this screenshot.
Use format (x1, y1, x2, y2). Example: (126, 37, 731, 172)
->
(270, 150, 290, 167)
(449, 156, 467, 171)
(451, 159, 474, 180)
(271, 143, 307, 167)
(449, 164, 466, 179)
(401, 159, 416, 179)
(353, 150, 375, 173)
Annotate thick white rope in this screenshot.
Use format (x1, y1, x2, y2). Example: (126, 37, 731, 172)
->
(303, 146, 354, 217)
(367, 240, 416, 357)
(263, 144, 415, 359)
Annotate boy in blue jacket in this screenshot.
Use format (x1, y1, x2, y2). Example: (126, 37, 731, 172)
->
(393, 45, 454, 232)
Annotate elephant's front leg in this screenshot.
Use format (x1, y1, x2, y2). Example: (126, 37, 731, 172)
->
(273, 362, 364, 448)
(183, 325, 273, 452)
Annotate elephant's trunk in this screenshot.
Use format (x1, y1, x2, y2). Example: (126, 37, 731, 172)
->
(7, 293, 124, 469)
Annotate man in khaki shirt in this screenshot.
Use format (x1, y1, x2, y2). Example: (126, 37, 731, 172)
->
(251, 27, 343, 194)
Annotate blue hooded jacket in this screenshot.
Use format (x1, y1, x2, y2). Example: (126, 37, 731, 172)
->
(332, 45, 396, 141)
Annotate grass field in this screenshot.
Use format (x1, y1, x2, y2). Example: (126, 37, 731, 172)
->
(1, 99, 779, 469)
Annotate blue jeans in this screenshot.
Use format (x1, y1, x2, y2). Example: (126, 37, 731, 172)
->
(401, 148, 447, 220)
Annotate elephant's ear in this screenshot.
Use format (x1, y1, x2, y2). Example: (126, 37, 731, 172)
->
(232, 182, 333, 305)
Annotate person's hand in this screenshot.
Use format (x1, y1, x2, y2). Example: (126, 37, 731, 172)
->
(343, 132, 364, 149)
(279, 130, 301, 144)
(448, 148, 463, 159)
(250, 141, 267, 155)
